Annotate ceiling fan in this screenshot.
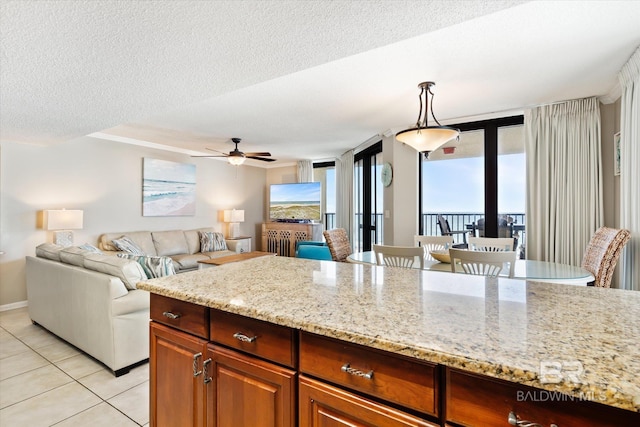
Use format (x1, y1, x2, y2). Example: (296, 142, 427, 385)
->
(193, 138, 276, 165)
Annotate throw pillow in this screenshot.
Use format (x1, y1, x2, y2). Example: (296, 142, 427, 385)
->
(112, 236, 145, 255)
(79, 243, 102, 254)
(117, 254, 176, 278)
(200, 231, 227, 252)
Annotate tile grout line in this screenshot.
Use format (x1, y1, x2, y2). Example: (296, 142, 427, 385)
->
(1, 319, 148, 426)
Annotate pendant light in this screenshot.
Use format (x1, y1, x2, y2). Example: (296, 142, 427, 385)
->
(395, 81, 459, 158)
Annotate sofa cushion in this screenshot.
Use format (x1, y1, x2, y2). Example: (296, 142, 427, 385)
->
(35, 243, 64, 261)
(152, 230, 189, 256)
(79, 243, 102, 253)
(200, 231, 227, 252)
(99, 231, 157, 255)
(170, 253, 210, 270)
(59, 246, 95, 267)
(84, 253, 147, 290)
(203, 250, 236, 259)
(112, 236, 146, 255)
(117, 253, 176, 278)
(184, 228, 214, 254)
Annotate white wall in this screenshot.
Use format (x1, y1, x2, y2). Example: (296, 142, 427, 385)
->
(382, 135, 419, 246)
(0, 137, 267, 307)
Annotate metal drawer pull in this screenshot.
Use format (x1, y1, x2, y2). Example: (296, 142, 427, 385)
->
(203, 358, 212, 384)
(341, 363, 374, 380)
(508, 411, 557, 427)
(233, 332, 257, 343)
(192, 352, 202, 377)
(162, 311, 181, 320)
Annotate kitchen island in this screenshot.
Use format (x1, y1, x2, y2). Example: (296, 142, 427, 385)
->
(138, 256, 639, 426)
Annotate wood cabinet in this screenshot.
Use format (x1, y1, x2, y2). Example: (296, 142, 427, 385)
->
(207, 345, 296, 427)
(300, 332, 438, 417)
(149, 295, 640, 427)
(150, 322, 208, 427)
(299, 376, 438, 427)
(445, 368, 640, 427)
(261, 223, 323, 256)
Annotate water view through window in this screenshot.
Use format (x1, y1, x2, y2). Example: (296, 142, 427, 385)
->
(420, 121, 525, 253)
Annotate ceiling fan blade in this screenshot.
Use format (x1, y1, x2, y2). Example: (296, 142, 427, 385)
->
(243, 152, 271, 157)
(191, 155, 228, 158)
(206, 147, 229, 154)
(247, 156, 276, 162)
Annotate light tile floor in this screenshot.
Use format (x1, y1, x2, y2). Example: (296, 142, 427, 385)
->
(0, 307, 149, 426)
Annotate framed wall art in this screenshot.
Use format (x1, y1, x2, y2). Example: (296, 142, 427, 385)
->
(143, 158, 196, 216)
(614, 131, 621, 176)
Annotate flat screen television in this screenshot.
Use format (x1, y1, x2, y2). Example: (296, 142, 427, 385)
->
(269, 182, 321, 222)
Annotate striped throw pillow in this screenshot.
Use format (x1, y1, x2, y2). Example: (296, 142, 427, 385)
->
(117, 254, 176, 278)
(200, 231, 227, 252)
(112, 236, 145, 255)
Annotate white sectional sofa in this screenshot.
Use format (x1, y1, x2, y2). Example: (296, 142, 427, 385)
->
(26, 228, 240, 376)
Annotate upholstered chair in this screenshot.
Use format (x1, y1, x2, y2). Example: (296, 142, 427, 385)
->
(581, 227, 631, 287)
(323, 228, 352, 262)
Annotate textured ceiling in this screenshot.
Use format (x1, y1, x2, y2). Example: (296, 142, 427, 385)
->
(2, 1, 640, 166)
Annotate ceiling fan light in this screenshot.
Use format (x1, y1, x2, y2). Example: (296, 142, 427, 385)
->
(228, 155, 246, 166)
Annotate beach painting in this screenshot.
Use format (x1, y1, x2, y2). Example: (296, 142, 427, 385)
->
(143, 158, 196, 216)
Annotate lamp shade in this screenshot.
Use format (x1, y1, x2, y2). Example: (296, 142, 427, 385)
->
(44, 209, 83, 230)
(395, 126, 459, 153)
(223, 209, 245, 223)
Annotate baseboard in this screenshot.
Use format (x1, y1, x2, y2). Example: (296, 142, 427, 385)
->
(0, 300, 28, 312)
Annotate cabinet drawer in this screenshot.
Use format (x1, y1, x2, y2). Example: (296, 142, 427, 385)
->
(445, 368, 640, 427)
(299, 375, 438, 427)
(299, 332, 438, 417)
(150, 294, 209, 339)
(210, 309, 297, 368)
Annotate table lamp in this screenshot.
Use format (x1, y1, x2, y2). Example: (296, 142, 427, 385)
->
(223, 209, 244, 239)
(44, 209, 83, 246)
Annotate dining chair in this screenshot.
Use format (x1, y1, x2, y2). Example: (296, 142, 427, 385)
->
(373, 245, 424, 269)
(449, 248, 517, 278)
(468, 237, 516, 252)
(414, 235, 454, 261)
(437, 214, 468, 245)
(323, 228, 352, 262)
(581, 226, 631, 287)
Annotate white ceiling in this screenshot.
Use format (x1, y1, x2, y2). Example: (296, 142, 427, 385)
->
(2, 1, 640, 167)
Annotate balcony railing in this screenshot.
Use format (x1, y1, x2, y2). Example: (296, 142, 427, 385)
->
(323, 212, 525, 253)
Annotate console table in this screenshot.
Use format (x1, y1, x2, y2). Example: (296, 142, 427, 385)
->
(261, 222, 323, 257)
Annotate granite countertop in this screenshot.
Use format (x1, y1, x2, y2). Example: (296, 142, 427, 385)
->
(137, 256, 640, 413)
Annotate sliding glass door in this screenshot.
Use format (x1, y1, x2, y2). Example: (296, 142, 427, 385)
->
(354, 142, 383, 252)
(419, 116, 525, 252)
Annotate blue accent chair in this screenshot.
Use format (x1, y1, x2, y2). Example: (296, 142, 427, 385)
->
(296, 241, 333, 260)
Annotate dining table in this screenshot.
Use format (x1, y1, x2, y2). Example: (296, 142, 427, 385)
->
(346, 251, 595, 286)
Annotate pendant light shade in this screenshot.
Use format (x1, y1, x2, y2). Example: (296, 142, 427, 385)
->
(396, 81, 459, 158)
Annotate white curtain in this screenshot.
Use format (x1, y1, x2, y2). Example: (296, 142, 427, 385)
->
(336, 150, 354, 238)
(296, 160, 313, 183)
(619, 46, 640, 291)
(524, 97, 603, 266)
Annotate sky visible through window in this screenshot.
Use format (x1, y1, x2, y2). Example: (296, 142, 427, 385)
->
(422, 153, 526, 213)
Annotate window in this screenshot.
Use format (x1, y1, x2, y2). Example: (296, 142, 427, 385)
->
(313, 162, 336, 230)
(419, 116, 525, 252)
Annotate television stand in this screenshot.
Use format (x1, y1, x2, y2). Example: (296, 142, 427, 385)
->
(261, 222, 324, 257)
